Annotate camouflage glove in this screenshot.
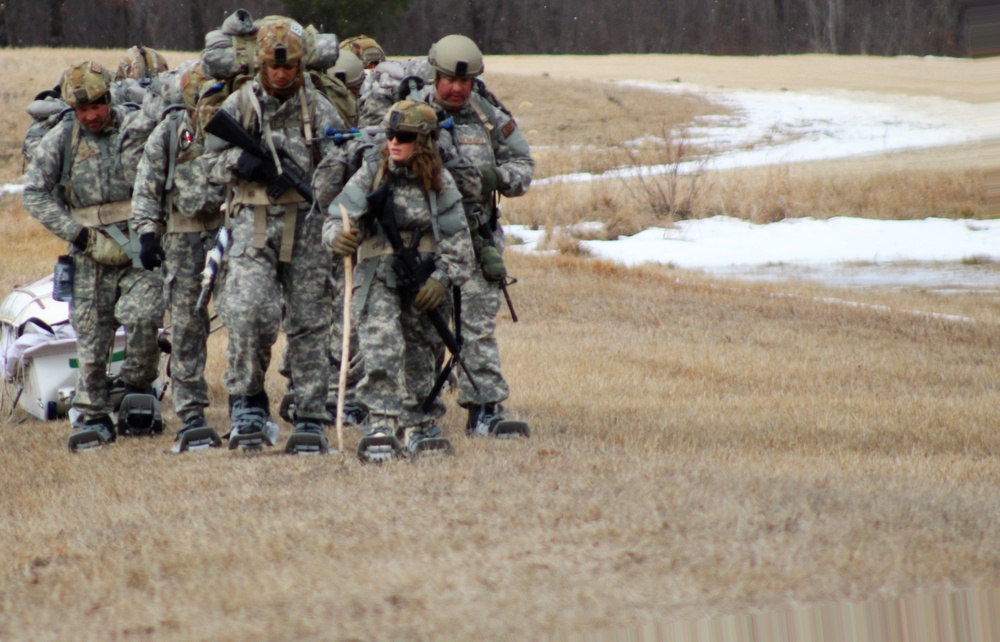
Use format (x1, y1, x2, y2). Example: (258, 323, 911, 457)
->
(236, 151, 275, 183)
(138, 233, 165, 271)
(86, 229, 131, 267)
(413, 277, 446, 312)
(331, 228, 360, 256)
(479, 166, 499, 197)
(478, 244, 507, 282)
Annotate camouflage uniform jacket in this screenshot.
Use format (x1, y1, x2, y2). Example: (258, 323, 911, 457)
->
(416, 86, 534, 226)
(205, 76, 345, 194)
(324, 154, 475, 308)
(131, 108, 226, 237)
(23, 105, 135, 243)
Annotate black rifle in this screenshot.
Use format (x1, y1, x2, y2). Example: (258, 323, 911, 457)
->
(422, 286, 462, 413)
(204, 109, 315, 204)
(366, 179, 480, 402)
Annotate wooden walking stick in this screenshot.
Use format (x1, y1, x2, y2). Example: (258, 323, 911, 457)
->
(335, 204, 353, 457)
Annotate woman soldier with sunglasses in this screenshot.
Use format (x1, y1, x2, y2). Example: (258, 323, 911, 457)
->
(324, 100, 475, 462)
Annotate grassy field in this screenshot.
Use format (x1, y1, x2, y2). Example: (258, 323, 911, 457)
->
(1, 49, 999, 640)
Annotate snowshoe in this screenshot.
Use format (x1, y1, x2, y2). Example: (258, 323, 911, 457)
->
(284, 420, 330, 455)
(68, 416, 116, 452)
(405, 424, 452, 458)
(172, 416, 222, 453)
(117, 392, 163, 436)
(492, 419, 530, 439)
(227, 404, 275, 452)
(356, 428, 403, 463)
(466, 404, 530, 439)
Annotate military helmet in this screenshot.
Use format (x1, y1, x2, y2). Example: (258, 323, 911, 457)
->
(115, 45, 169, 85)
(61, 61, 112, 106)
(382, 99, 439, 138)
(330, 50, 364, 89)
(340, 35, 385, 67)
(256, 17, 307, 66)
(428, 35, 483, 78)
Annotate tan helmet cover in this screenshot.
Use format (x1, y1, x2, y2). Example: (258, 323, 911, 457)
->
(330, 50, 364, 88)
(61, 61, 112, 106)
(179, 61, 208, 109)
(428, 34, 484, 78)
(382, 99, 439, 137)
(340, 35, 385, 66)
(115, 45, 169, 82)
(256, 17, 307, 66)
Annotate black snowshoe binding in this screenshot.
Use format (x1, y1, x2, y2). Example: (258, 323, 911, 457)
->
(117, 391, 163, 437)
(326, 402, 369, 429)
(467, 404, 530, 439)
(279, 392, 297, 423)
(68, 416, 116, 452)
(405, 424, 453, 458)
(173, 416, 222, 453)
(356, 428, 403, 463)
(284, 420, 330, 455)
(227, 396, 278, 452)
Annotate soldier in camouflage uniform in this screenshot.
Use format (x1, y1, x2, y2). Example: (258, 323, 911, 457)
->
(22, 61, 165, 448)
(339, 35, 386, 72)
(204, 17, 347, 454)
(325, 100, 475, 460)
(413, 35, 535, 437)
(111, 45, 169, 111)
(131, 61, 227, 451)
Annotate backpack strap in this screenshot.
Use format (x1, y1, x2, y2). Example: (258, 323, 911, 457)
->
(58, 118, 80, 204)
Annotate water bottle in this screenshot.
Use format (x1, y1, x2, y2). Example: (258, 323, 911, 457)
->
(53, 255, 74, 302)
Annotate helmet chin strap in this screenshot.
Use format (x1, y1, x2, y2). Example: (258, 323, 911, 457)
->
(259, 64, 304, 99)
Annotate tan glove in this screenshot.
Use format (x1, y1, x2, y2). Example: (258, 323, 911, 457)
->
(332, 228, 360, 256)
(87, 229, 131, 267)
(413, 278, 446, 312)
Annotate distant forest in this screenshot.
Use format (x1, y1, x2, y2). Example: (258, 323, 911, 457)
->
(0, 0, 986, 58)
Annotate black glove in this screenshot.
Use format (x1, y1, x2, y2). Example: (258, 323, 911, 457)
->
(139, 233, 165, 271)
(72, 227, 90, 252)
(236, 151, 276, 183)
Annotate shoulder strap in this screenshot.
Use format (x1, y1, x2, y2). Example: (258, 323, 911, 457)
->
(164, 110, 184, 193)
(58, 118, 80, 203)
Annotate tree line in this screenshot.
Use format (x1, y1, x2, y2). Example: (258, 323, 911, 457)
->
(0, 0, 981, 58)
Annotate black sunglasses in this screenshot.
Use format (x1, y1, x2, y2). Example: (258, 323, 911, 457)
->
(386, 130, 418, 143)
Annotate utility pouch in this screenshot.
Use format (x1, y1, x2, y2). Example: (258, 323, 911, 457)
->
(53, 255, 75, 302)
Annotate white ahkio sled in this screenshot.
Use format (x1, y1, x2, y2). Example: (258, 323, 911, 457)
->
(0, 274, 161, 444)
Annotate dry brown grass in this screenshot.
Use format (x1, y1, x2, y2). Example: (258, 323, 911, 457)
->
(3, 50, 1000, 640)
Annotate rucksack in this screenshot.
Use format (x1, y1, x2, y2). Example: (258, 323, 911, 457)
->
(22, 89, 71, 172)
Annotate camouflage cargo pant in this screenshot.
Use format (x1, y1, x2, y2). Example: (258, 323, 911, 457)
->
(455, 264, 509, 408)
(218, 205, 332, 420)
(163, 231, 215, 421)
(70, 252, 165, 421)
(355, 269, 447, 429)
(276, 256, 364, 409)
